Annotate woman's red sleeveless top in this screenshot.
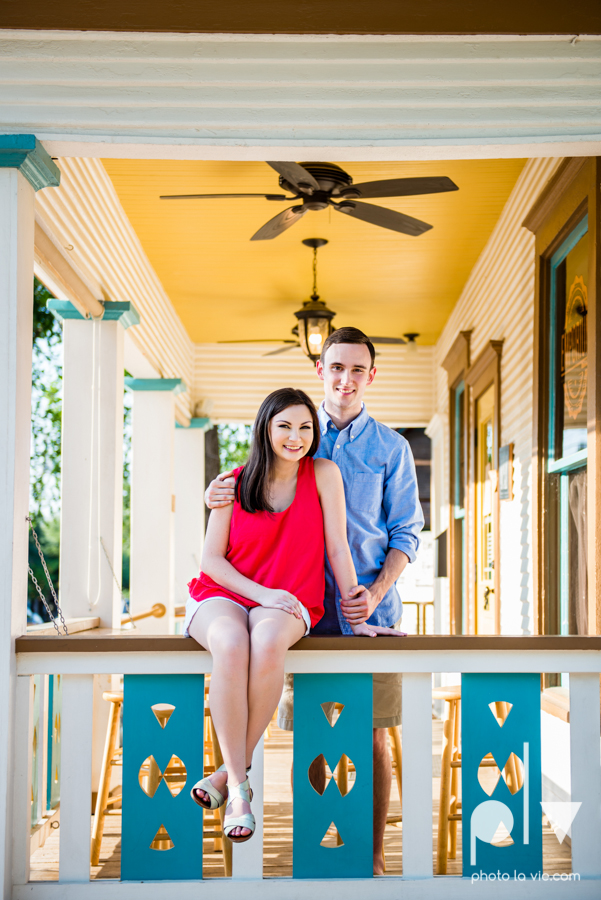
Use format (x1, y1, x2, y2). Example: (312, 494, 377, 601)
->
(188, 456, 325, 627)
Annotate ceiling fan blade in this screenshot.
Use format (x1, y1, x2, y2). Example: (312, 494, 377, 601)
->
(160, 193, 289, 200)
(250, 205, 307, 241)
(333, 200, 432, 237)
(217, 339, 298, 344)
(349, 176, 459, 200)
(266, 162, 320, 194)
(262, 343, 301, 357)
(369, 336, 407, 344)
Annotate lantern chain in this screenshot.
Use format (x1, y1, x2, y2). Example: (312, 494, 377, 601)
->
(312, 246, 319, 300)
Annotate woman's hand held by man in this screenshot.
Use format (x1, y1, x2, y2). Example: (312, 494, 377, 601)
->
(342, 585, 408, 638)
(257, 587, 304, 620)
(339, 584, 375, 625)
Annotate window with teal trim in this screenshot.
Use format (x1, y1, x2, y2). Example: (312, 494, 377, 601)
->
(547, 215, 588, 637)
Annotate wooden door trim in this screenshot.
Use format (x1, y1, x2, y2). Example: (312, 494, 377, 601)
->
(523, 158, 589, 235)
(443, 330, 472, 384)
(444, 331, 472, 634)
(527, 157, 599, 636)
(465, 340, 504, 635)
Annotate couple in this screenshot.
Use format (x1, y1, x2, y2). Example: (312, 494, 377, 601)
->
(184, 327, 423, 872)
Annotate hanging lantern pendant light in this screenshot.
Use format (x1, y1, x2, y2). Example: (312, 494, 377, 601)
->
(294, 238, 336, 363)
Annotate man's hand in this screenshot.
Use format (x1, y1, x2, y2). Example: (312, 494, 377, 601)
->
(205, 471, 236, 509)
(339, 585, 379, 625)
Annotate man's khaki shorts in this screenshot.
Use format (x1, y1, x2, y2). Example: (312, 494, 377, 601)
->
(277, 671, 402, 730)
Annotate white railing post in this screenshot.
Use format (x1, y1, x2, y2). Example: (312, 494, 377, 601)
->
(569, 672, 601, 877)
(12, 675, 33, 885)
(173, 422, 206, 613)
(232, 733, 264, 879)
(59, 674, 94, 882)
(128, 380, 182, 633)
(402, 672, 433, 879)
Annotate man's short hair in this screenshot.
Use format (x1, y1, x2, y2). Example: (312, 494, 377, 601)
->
(320, 327, 376, 369)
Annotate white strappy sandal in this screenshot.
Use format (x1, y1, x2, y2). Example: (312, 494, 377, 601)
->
(190, 764, 253, 810)
(223, 777, 255, 843)
(190, 763, 228, 810)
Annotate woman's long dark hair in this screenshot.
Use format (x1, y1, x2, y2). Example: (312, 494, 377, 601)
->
(236, 388, 320, 513)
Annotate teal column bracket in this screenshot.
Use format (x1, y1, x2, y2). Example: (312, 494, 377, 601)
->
(293, 673, 373, 879)
(122, 674, 204, 881)
(47, 299, 140, 329)
(462, 673, 542, 879)
(0, 135, 60, 191)
(175, 417, 212, 431)
(125, 377, 186, 395)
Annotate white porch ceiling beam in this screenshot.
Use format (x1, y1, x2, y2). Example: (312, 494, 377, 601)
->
(34, 220, 104, 318)
(0, 32, 599, 159)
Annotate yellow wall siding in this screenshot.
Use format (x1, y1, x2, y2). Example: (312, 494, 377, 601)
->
(432, 156, 563, 635)
(194, 343, 434, 427)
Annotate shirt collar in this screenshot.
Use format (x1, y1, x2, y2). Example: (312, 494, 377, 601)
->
(318, 401, 370, 440)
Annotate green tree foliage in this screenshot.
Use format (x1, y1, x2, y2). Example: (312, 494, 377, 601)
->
(218, 424, 252, 470)
(122, 385, 132, 596)
(30, 280, 62, 520)
(28, 279, 63, 621)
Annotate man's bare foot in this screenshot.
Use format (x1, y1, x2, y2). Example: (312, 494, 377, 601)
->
(373, 852, 385, 876)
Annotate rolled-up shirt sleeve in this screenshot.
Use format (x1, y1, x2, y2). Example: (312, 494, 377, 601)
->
(383, 437, 424, 563)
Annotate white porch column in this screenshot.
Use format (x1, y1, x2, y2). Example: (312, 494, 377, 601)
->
(0, 137, 59, 895)
(54, 302, 140, 798)
(173, 419, 209, 612)
(53, 301, 140, 629)
(127, 378, 185, 634)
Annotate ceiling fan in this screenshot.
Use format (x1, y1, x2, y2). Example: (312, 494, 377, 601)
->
(218, 238, 413, 364)
(160, 161, 459, 241)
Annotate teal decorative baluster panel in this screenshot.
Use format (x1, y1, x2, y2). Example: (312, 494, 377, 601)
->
(31, 675, 41, 828)
(46, 673, 61, 810)
(122, 674, 204, 881)
(462, 673, 542, 879)
(293, 673, 372, 879)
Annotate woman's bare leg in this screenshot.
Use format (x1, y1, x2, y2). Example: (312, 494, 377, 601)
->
(188, 600, 250, 817)
(246, 607, 306, 763)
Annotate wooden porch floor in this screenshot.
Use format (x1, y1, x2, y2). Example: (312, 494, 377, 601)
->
(29, 719, 571, 880)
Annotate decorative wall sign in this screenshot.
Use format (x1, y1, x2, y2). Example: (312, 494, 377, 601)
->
(122, 674, 204, 881)
(293, 674, 373, 879)
(561, 275, 588, 421)
(498, 444, 514, 501)
(462, 673, 542, 879)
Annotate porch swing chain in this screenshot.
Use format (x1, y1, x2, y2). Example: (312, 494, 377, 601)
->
(26, 517, 68, 637)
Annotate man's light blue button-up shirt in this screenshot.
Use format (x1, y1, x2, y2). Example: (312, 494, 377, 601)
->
(314, 402, 424, 635)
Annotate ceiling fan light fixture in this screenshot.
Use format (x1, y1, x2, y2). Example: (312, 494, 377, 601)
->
(403, 333, 420, 354)
(295, 238, 336, 363)
(294, 297, 336, 364)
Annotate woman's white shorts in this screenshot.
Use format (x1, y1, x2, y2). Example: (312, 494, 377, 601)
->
(183, 595, 311, 638)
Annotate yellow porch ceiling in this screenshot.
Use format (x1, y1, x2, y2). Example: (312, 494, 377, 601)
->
(102, 159, 526, 345)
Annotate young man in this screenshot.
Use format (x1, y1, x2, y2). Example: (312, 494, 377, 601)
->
(205, 327, 424, 874)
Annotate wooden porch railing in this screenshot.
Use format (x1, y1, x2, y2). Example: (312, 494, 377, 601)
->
(12, 634, 601, 899)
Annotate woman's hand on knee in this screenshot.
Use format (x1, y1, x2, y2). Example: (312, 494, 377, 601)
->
(257, 588, 304, 620)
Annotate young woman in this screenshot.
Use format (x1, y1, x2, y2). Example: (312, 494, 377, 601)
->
(184, 388, 399, 843)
